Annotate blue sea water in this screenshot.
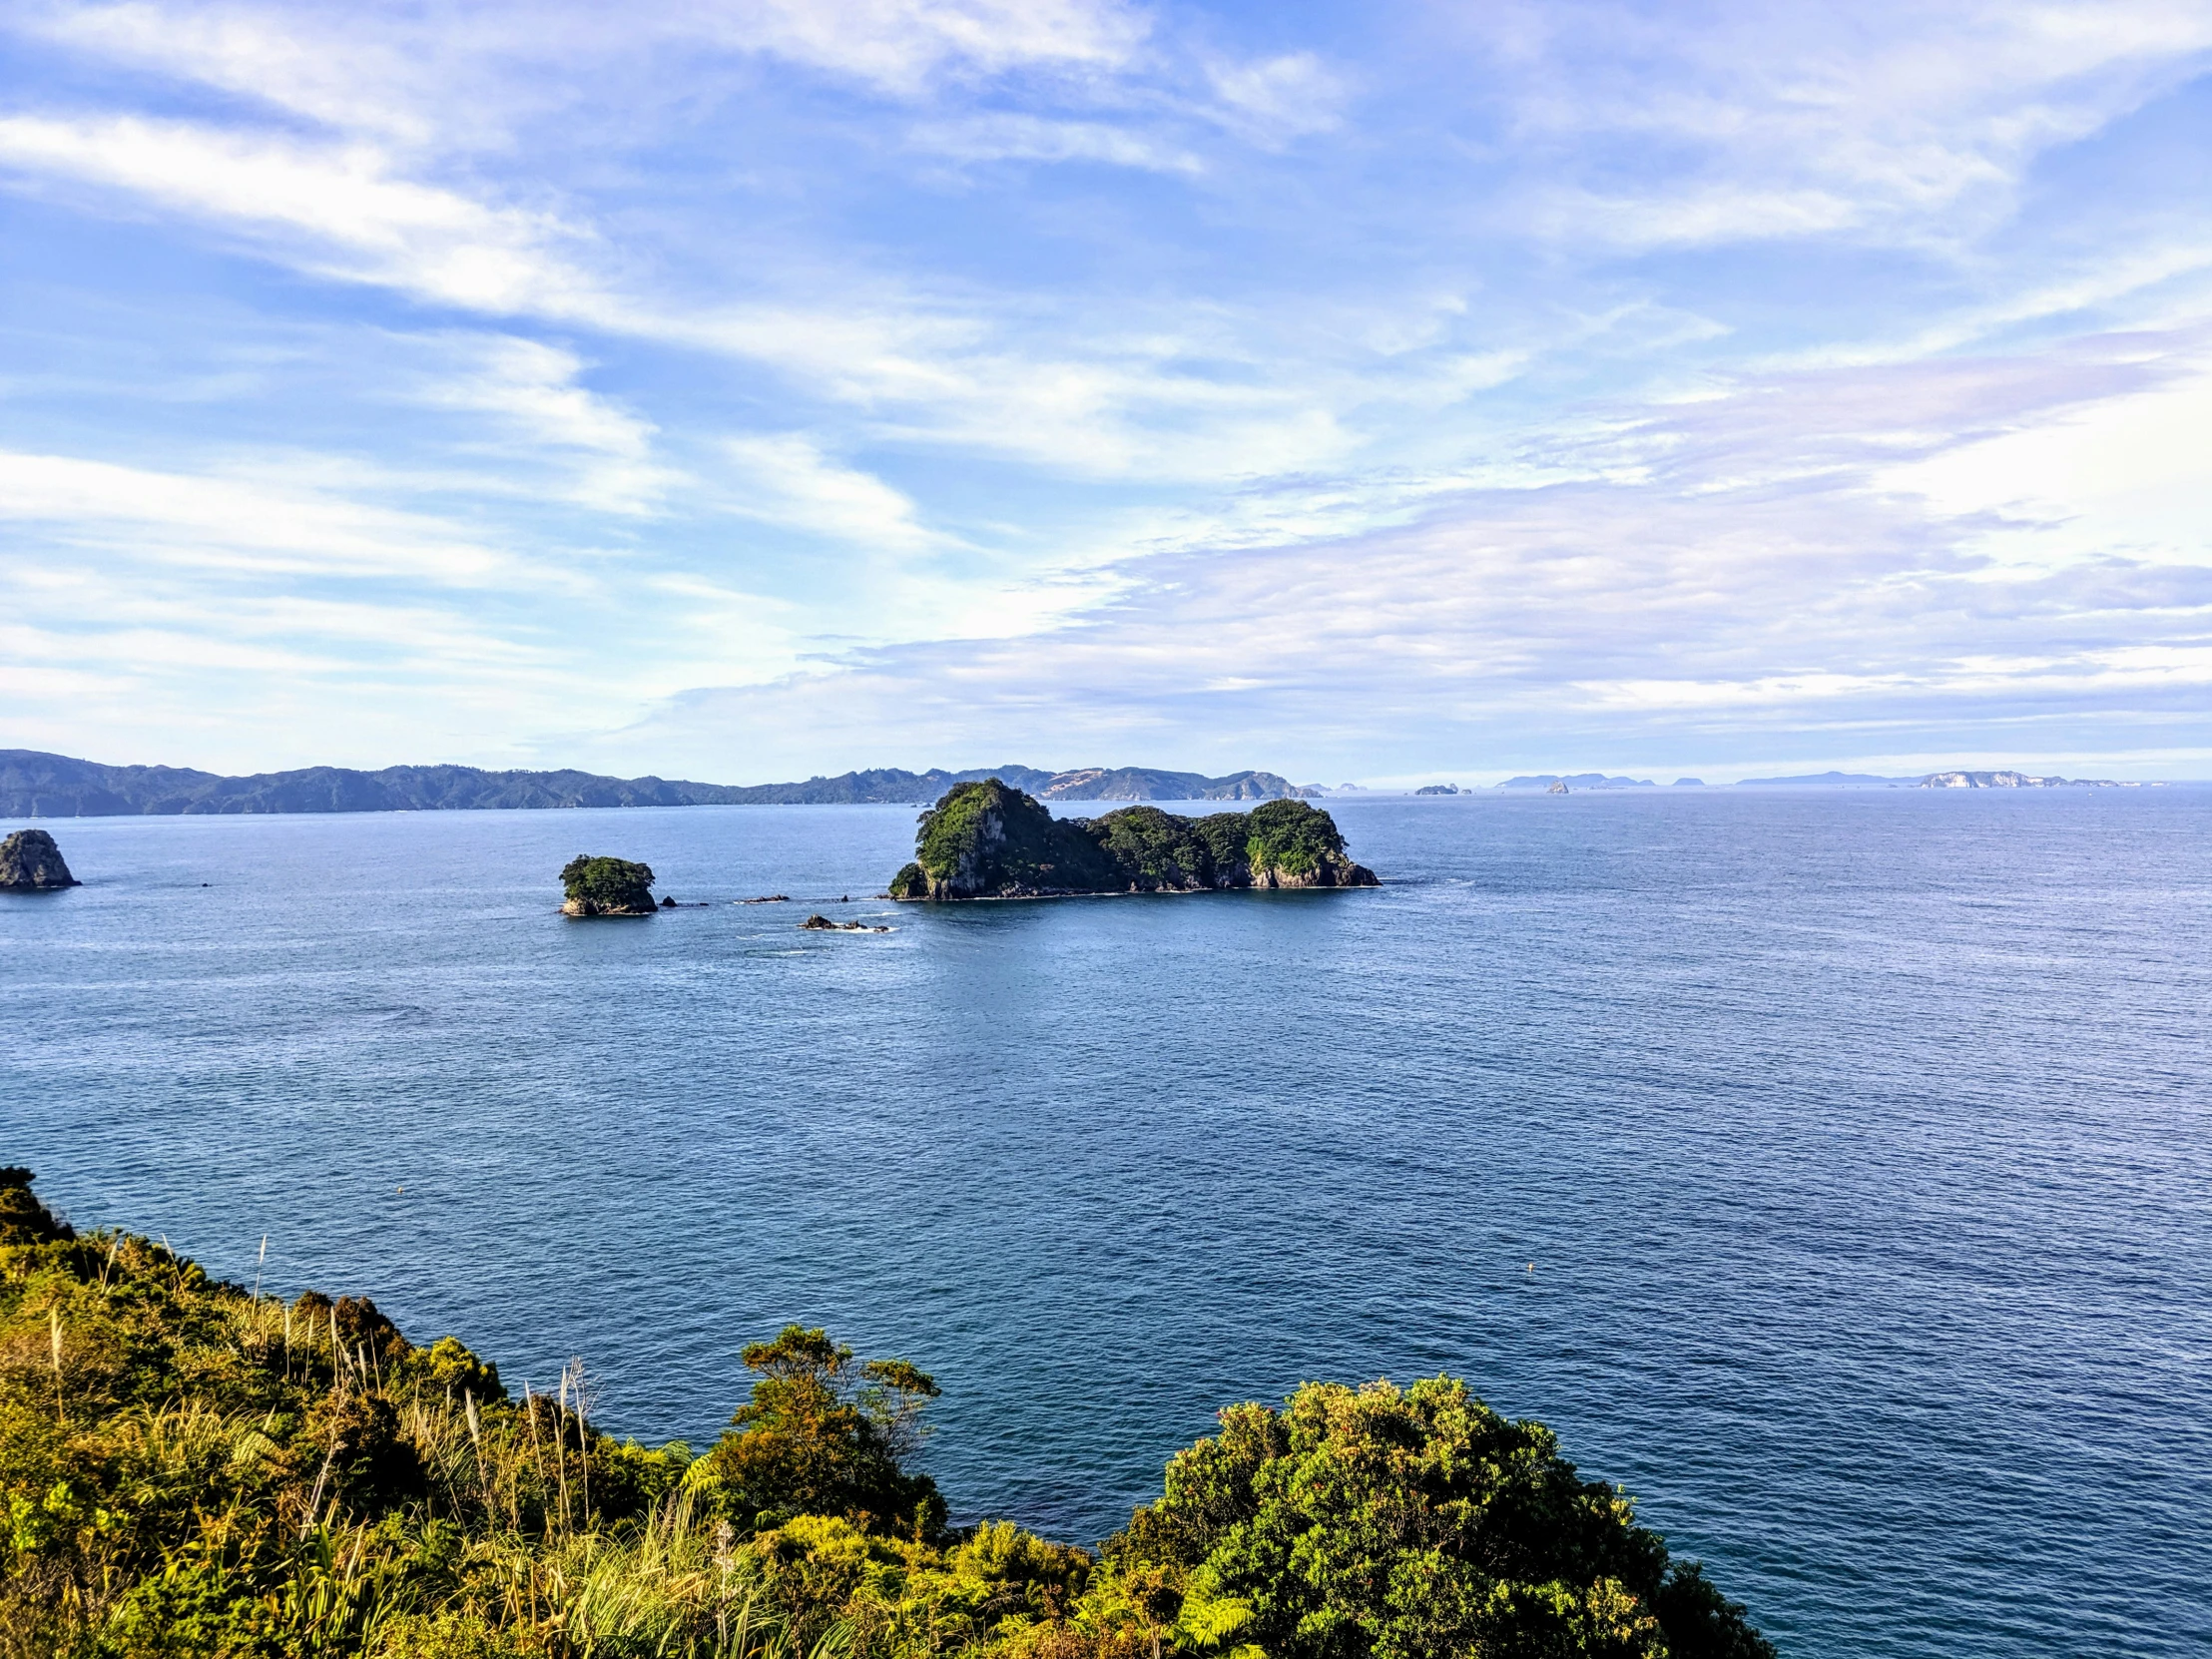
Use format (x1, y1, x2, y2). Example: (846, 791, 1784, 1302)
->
(6, 789, 2210, 1657)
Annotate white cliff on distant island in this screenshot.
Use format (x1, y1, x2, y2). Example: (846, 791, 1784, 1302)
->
(1918, 771, 2134, 789)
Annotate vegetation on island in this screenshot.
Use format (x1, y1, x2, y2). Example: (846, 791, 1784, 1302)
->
(889, 783, 1378, 901)
(0, 1169, 1773, 1658)
(559, 856, 657, 917)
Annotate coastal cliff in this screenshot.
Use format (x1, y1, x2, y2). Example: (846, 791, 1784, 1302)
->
(888, 779, 1378, 899)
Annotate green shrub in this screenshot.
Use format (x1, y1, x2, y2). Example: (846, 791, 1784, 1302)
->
(1103, 1376, 1775, 1659)
(694, 1328, 945, 1541)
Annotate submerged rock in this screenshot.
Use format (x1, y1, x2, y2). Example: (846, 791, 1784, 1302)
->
(558, 853, 656, 916)
(889, 780, 1379, 900)
(0, 829, 78, 890)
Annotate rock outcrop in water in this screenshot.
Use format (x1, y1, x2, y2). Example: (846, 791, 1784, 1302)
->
(888, 779, 1378, 900)
(0, 828, 78, 889)
(559, 853, 657, 916)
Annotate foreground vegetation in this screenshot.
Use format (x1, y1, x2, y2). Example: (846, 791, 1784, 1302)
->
(1, 1170, 1772, 1658)
(889, 783, 1379, 900)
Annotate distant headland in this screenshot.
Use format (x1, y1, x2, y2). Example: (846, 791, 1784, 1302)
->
(889, 779, 1378, 899)
(0, 750, 1324, 818)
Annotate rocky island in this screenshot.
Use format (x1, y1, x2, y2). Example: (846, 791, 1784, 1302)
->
(0, 827, 78, 889)
(559, 853, 657, 915)
(888, 779, 1378, 899)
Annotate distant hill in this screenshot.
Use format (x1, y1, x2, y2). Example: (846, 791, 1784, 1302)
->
(1736, 771, 1911, 788)
(0, 751, 1314, 817)
(1495, 774, 1656, 790)
(1029, 767, 1308, 802)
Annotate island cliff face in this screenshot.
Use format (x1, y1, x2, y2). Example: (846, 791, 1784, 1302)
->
(0, 828, 78, 889)
(888, 780, 1378, 899)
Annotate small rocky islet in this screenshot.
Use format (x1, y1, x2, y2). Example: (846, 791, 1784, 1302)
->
(558, 852, 658, 916)
(888, 778, 1379, 900)
(0, 828, 78, 890)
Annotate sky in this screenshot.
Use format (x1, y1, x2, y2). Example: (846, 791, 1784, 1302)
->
(2, 1, 2210, 786)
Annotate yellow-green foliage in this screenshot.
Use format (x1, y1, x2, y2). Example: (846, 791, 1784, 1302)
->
(1, 1170, 1770, 1659)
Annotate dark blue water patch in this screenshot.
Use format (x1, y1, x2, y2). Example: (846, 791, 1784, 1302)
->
(5, 790, 2209, 1658)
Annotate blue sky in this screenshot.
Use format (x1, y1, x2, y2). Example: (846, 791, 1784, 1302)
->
(2, 1, 2209, 785)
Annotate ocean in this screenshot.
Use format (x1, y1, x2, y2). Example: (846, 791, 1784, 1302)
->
(6, 788, 2208, 1656)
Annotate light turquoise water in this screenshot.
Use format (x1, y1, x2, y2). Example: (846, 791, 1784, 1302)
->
(7, 790, 2210, 1655)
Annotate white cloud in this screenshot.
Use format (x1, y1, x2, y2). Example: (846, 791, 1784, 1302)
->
(0, 114, 604, 313)
(1472, 0, 2212, 249)
(419, 337, 652, 459)
(26, 0, 1154, 135)
(909, 113, 1199, 172)
(408, 334, 683, 513)
(717, 434, 939, 552)
(1880, 345, 2212, 572)
(1204, 52, 1347, 143)
(0, 448, 528, 583)
(0, 112, 1348, 484)
(706, 0, 1150, 93)
(593, 328, 2212, 779)
(30, 1, 453, 144)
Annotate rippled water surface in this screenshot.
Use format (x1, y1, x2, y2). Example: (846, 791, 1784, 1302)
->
(7, 790, 2210, 1656)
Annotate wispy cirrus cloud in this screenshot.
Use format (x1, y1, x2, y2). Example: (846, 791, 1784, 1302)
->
(0, 447, 532, 583)
(0, 114, 603, 314)
(717, 434, 941, 553)
(595, 326, 2212, 780)
(408, 334, 682, 514)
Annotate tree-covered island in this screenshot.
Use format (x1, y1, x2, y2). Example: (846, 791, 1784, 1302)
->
(559, 855, 657, 917)
(0, 1169, 1773, 1658)
(889, 781, 1379, 900)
